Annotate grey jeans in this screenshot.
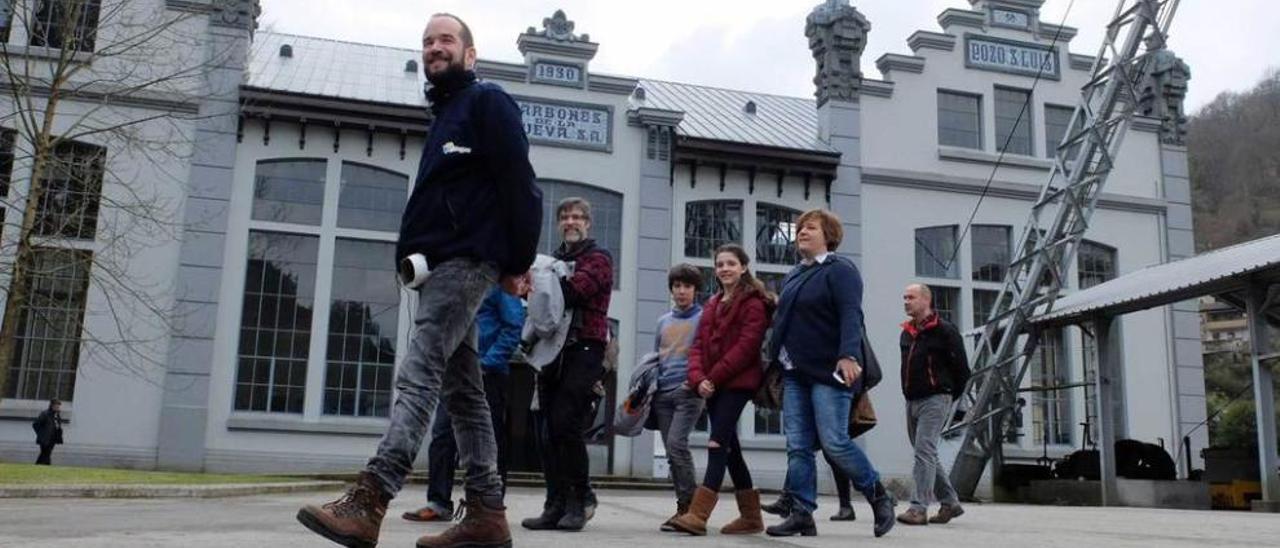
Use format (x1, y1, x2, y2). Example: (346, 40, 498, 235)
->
(651, 385, 704, 505)
(907, 394, 960, 511)
(365, 258, 502, 500)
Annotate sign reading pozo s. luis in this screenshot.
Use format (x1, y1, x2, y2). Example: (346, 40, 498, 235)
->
(516, 97, 612, 152)
(965, 35, 1060, 80)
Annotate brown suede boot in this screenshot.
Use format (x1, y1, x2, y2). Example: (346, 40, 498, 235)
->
(660, 500, 690, 532)
(416, 496, 512, 548)
(720, 489, 764, 535)
(668, 486, 718, 536)
(296, 472, 389, 548)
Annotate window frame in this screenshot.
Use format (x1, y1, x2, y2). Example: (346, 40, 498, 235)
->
(937, 89, 983, 150)
(994, 86, 1034, 157)
(28, 0, 101, 53)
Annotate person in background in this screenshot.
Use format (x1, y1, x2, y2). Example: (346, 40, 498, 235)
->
(32, 399, 64, 465)
(896, 283, 969, 526)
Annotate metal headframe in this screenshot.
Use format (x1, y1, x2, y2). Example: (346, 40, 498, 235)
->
(945, 0, 1182, 499)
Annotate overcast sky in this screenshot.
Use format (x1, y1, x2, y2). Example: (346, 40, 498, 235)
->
(257, 0, 1279, 114)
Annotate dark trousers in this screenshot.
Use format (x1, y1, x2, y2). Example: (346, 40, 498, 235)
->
(35, 444, 54, 465)
(702, 389, 753, 491)
(426, 370, 510, 509)
(537, 341, 605, 502)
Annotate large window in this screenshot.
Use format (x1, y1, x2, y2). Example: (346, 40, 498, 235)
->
(337, 163, 409, 232)
(995, 87, 1033, 156)
(537, 180, 623, 285)
(972, 289, 1000, 329)
(755, 204, 800, 265)
(971, 225, 1012, 283)
(251, 159, 326, 225)
(323, 240, 398, 417)
(938, 91, 982, 149)
(915, 225, 959, 279)
(1030, 330, 1071, 446)
(1044, 104, 1076, 159)
(1078, 240, 1117, 289)
(35, 140, 104, 240)
(4, 248, 92, 402)
(235, 159, 409, 416)
(685, 200, 742, 259)
(234, 232, 317, 414)
(29, 0, 101, 52)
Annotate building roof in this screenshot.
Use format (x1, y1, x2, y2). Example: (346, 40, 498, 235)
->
(247, 33, 428, 107)
(635, 80, 835, 153)
(1033, 233, 1280, 327)
(246, 33, 834, 153)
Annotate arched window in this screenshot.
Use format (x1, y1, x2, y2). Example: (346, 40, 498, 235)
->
(251, 159, 326, 226)
(337, 162, 409, 232)
(756, 203, 801, 265)
(685, 200, 742, 259)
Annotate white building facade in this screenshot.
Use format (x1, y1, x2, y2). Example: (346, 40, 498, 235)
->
(0, 0, 1207, 495)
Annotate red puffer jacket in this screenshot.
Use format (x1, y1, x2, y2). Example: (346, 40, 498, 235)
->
(687, 287, 773, 392)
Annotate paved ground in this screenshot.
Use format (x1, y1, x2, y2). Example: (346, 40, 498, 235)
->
(1, 486, 1277, 547)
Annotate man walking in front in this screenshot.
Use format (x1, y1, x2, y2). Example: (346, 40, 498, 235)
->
(522, 197, 614, 532)
(296, 12, 541, 548)
(897, 284, 969, 526)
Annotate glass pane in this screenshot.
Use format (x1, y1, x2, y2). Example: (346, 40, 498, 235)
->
(995, 88, 1033, 156)
(536, 180, 624, 286)
(34, 141, 104, 240)
(972, 225, 1012, 282)
(252, 160, 326, 226)
(915, 226, 959, 279)
(938, 91, 981, 149)
(233, 231, 319, 413)
(696, 267, 718, 305)
(685, 201, 742, 259)
(931, 285, 960, 325)
(972, 289, 1001, 329)
(1030, 330, 1072, 445)
(323, 239, 399, 417)
(755, 204, 801, 265)
(338, 162, 409, 232)
(1077, 241, 1117, 289)
(4, 248, 92, 402)
(1044, 105, 1076, 159)
(755, 407, 782, 436)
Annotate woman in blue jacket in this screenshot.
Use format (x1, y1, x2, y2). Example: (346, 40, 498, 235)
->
(764, 209, 895, 538)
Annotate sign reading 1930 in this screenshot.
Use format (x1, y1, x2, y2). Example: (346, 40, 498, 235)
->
(965, 36, 1060, 80)
(516, 97, 612, 152)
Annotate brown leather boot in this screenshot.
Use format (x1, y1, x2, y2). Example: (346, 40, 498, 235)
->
(929, 504, 965, 524)
(660, 500, 690, 532)
(896, 507, 928, 526)
(720, 489, 764, 535)
(416, 496, 512, 548)
(296, 472, 389, 548)
(669, 486, 718, 536)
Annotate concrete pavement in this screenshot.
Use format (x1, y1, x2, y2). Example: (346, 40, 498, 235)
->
(1, 486, 1277, 547)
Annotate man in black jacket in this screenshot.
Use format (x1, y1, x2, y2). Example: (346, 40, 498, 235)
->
(31, 399, 64, 465)
(297, 13, 542, 548)
(897, 284, 968, 526)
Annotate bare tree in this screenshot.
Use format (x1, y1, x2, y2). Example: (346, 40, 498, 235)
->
(0, 0, 244, 403)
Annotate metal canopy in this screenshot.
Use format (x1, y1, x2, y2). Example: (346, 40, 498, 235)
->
(1034, 233, 1280, 328)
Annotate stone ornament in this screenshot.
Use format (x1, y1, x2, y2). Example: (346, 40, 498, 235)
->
(526, 9, 590, 43)
(806, 0, 871, 105)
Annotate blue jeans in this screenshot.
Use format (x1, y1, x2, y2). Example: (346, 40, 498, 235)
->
(782, 372, 880, 514)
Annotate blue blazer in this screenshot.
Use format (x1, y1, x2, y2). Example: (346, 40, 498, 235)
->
(768, 254, 865, 388)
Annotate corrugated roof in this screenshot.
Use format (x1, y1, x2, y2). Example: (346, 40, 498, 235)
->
(247, 33, 428, 107)
(246, 33, 834, 153)
(636, 79, 835, 153)
(1034, 233, 1280, 326)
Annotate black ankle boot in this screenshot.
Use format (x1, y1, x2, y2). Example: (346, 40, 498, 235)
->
(830, 505, 856, 521)
(556, 492, 588, 531)
(520, 497, 565, 530)
(866, 481, 896, 538)
(761, 494, 792, 517)
(766, 510, 817, 537)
